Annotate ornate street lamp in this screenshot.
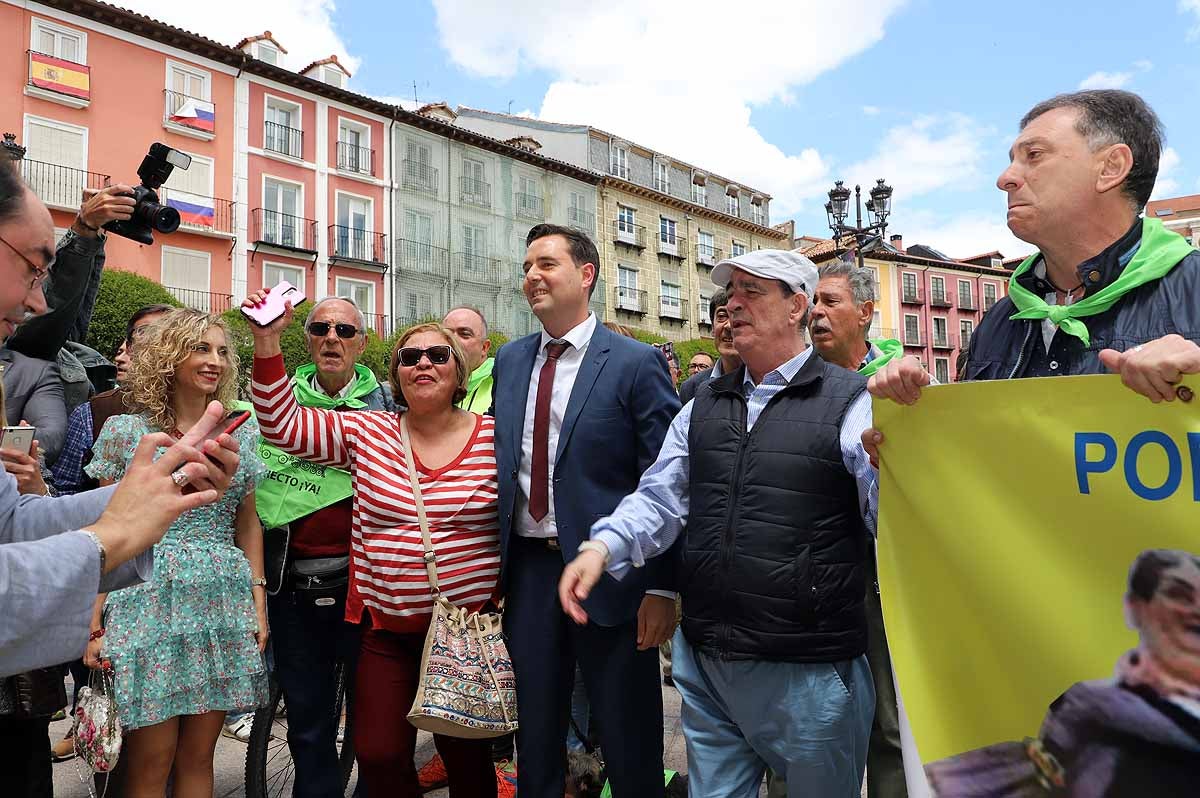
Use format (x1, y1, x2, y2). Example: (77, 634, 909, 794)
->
(826, 177, 894, 268)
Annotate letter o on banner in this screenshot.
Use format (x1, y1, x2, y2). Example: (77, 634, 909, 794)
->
(1123, 431, 1183, 501)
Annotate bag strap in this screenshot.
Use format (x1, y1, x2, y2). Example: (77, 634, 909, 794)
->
(399, 413, 441, 597)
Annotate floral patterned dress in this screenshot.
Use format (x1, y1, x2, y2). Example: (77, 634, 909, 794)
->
(85, 413, 269, 730)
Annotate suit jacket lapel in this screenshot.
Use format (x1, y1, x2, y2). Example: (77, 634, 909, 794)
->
(556, 325, 610, 461)
(507, 335, 539, 467)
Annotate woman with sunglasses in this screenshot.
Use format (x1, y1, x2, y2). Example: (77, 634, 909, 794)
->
(244, 290, 502, 798)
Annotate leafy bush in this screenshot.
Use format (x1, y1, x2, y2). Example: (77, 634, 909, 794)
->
(85, 270, 181, 359)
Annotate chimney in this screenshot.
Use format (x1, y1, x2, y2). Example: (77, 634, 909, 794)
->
(889, 234, 904, 253)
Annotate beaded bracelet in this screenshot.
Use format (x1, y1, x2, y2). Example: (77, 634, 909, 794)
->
(89, 628, 105, 641)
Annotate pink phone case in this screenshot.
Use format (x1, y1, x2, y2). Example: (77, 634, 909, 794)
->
(241, 281, 307, 327)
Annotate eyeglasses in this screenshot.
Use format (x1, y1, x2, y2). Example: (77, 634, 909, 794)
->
(0, 233, 52, 291)
(306, 321, 360, 339)
(397, 345, 452, 367)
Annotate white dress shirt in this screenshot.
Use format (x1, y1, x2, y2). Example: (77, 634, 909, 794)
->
(515, 313, 597, 538)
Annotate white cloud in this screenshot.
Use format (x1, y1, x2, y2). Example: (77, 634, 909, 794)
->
(862, 105, 882, 116)
(370, 96, 422, 111)
(1133, 59, 1154, 72)
(113, 0, 361, 73)
(1182, 0, 1200, 39)
(842, 114, 992, 200)
(896, 209, 1035, 260)
(1150, 147, 1182, 200)
(1078, 71, 1133, 90)
(430, 0, 908, 215)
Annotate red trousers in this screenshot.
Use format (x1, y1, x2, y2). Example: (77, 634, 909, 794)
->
(353, 623, 496, 797)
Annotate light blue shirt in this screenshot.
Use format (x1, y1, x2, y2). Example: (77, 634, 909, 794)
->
(592, 346, 878, 580)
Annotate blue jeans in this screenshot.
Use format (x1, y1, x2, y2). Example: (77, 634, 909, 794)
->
(565, 663, 590, 752)
(268, 586, 361, 798)
(671, 629, 873, 798)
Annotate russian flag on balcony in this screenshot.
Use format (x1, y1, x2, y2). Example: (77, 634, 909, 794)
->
(170, 98, 215, 132)
(165, 195, 215, 227)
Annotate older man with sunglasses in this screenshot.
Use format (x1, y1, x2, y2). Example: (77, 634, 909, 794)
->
(244, 296, 393, 795)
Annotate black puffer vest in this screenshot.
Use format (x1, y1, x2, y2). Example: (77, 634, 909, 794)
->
(681, 352, 869, 662)
(965, 221, 1200, 381)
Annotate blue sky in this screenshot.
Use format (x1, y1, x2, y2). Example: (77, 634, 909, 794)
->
(132, 0, 1200, 257)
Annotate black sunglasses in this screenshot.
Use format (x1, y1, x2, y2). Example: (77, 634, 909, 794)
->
(307, 321, 360, 339)
(398, 345, 453, 367)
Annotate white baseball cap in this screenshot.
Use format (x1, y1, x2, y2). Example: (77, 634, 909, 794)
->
(711, 249, 818, 299)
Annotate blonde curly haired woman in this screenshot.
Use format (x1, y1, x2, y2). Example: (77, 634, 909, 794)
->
(83, 308, 268, 798)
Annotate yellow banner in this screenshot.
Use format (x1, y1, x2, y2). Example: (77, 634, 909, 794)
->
(875, 374, 1199, 794)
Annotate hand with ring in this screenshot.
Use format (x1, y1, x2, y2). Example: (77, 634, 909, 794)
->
(1099, 334, 1200, 403)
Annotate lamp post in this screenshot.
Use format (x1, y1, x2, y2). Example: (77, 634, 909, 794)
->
(824, 178, 893, 269)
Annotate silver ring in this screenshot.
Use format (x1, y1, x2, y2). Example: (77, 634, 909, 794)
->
(170, 469, 190, 488)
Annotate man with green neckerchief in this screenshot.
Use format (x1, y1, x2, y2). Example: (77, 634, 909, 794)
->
(863, 89, 1200, 794)
(866, 89, 1200, 433)
(249, 295, 393, 793)
(806, 259, 909, 798)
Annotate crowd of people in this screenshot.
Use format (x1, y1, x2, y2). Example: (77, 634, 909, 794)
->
(1, 87, 1199, 798)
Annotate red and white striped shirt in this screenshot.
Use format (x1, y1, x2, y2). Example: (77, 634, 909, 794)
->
(252, 354, 500, 633)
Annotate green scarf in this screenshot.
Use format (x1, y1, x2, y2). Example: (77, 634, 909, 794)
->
(1006, 217, 1195, 346)
(250, 363, 383, 529)
(858, 338, 903, 377)
(459, 357, 495, 414)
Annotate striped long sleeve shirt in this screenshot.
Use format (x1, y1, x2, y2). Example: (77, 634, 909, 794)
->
(252, 354, 500, 633)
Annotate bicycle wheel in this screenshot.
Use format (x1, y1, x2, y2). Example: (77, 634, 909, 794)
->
(245, 661, 357, 798)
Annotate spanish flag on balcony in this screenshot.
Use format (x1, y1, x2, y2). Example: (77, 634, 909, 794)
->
(170, 98, 215, 133)
(29, 52, 90, 100)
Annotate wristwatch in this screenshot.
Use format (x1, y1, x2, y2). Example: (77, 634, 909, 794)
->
(577, 540, 611, 567)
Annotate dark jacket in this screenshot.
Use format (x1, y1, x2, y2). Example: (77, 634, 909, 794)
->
(681, 353, 869, 662)
(0, 348, 67, 462)
(678, 367, 712, 404)
(965, 221, 1200, 381)
(9, 229, 108, 362)
(491, 323, 682, 626)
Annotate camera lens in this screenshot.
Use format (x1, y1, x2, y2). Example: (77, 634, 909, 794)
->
(150, 204, 181, 234)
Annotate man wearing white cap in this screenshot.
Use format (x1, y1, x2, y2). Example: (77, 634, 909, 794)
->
(557, 249, 879, 797)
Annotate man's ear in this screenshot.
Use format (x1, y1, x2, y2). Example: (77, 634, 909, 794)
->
(1096, 143, 1134, 196)
(481, 336, 492, 357)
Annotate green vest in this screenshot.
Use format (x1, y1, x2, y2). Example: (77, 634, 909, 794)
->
(246, 363, 382, 529)
(459, 357, 495, 414)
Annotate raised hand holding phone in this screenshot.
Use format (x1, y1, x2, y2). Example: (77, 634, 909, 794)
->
(240, 286, 296, 359)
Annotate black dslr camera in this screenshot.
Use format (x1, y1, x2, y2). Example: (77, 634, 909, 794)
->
(104, 143, 192, 245)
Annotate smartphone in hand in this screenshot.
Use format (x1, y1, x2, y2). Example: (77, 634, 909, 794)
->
(0, 426, 35, 456)
(241, 281, 307, 327)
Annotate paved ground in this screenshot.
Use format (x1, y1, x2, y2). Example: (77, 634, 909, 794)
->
(49, 677, 726, 798)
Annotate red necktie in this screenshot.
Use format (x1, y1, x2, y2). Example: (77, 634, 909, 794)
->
(529, 340, 569, 522)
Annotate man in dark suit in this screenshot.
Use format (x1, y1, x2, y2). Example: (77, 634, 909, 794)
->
(491, 223, 681, 798)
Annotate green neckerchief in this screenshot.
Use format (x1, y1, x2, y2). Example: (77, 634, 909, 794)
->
(1006, 217, 1195, 346)
(291, 362, 381, 409)
(858, 338, 903, 377)
(459, 357, 494, 413)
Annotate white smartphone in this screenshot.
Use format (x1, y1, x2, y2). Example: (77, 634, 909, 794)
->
(0, 426, 35, 455)
(241, 280, 307, 327)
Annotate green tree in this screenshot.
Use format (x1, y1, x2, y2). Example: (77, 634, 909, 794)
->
(85, 270, 181, 360)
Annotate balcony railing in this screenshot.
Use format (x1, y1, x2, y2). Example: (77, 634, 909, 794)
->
(515, 192, 544, 220)
(163, 90, 215, 134)
(402, 160, 439, 193)
(930, 291, 952, 308)
(336, 141, 374, 176)
(164, 286, 233, 313)
(27, 51, 91, 103)
(696, 243, 722, 267)
(567, 206, 595, 233)
(869, 327, 900, 342)
(614, 286, 647, 314)
(659, 295, 687, 321)
(901, 285, 924, 304)
(395, 238, 450, 279)
(613, 220, 646, 248)
(932, 333, 956, 350)
(362, 312, 394, 338)
(453, 252, 502, 286)
(657, 235, 682, 258)
(460, 176, 491, 208)
(158, 189, 234, 235)
(329, 226, 387, 266)
(264, 121, 303, 159)
(251, 208, 317, 252)
(20, 160, 109, 210)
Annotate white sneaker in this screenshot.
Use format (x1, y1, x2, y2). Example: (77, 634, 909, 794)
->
(222, 715, 254, 743)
